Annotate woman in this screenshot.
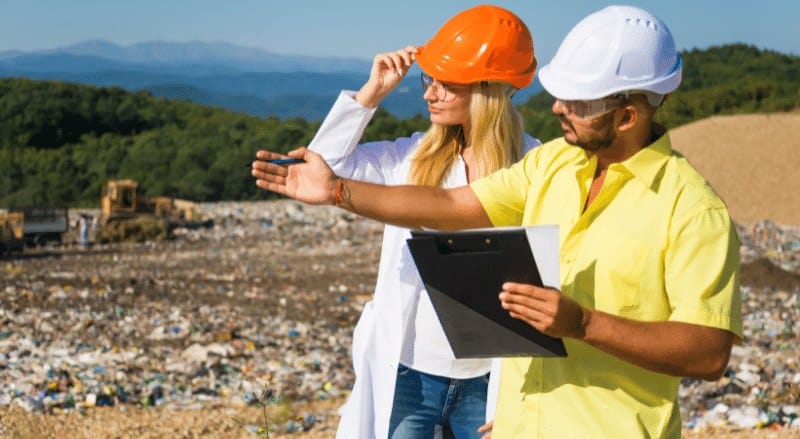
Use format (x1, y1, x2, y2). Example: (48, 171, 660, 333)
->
(286, 5, 538, 438)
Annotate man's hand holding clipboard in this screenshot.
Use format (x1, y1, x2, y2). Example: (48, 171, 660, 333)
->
(406, 226, 567, 358)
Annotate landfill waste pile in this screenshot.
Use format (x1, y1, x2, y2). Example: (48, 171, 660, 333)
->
(680, 220, 800, 434)
(0, 200, 798, 438)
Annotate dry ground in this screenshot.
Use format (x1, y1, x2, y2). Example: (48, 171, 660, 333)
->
(3, 397, 799, 438)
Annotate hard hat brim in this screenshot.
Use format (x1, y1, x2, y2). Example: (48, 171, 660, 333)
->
(539, 56, 682, 101)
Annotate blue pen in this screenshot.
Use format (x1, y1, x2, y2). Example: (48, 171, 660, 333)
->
(267, 158, 305, 165)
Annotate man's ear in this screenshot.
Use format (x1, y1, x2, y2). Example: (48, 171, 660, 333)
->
(617, 106, 637, 132)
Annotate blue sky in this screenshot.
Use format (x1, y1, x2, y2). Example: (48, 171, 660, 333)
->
(2, 0, 798, 64)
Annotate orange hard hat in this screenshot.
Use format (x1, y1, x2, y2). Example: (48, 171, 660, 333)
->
(415, 5, 537, 89)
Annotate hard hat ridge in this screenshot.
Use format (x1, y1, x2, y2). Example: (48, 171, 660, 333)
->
(415, 5, 537, 90)
(538, 5, 682, 102)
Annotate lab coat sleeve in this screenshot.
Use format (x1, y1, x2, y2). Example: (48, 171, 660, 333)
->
(308, 90, 420, 185)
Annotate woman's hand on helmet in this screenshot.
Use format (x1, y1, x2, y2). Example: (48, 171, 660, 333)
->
(356, 46, 417, 108)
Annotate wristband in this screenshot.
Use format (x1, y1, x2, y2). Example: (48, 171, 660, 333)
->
(333, 178, 344, 206)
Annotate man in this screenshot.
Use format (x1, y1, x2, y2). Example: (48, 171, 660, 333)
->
(252, 5, 742, 438)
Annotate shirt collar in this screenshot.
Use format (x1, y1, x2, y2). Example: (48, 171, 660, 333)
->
(613, 124, 673, 189)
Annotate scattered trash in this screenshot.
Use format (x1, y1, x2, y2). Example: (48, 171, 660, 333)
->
(0, 204, 797, 434)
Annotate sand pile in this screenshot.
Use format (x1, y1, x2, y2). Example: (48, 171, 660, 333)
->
(669, 112, 800, 225)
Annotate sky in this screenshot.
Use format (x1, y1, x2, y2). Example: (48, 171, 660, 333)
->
(2, 0, 798, 65)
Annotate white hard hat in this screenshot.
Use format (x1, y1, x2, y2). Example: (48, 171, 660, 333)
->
(539, 5, 682, 101)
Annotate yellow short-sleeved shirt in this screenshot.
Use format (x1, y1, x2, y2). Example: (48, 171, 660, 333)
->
(470, 133, 743, 439)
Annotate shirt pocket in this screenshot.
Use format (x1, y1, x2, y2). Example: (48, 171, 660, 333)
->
(597, 239, 650, 313)
(583, 223, 663, 316)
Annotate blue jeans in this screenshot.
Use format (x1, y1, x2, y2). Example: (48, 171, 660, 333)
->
(388, 364, 489, 439)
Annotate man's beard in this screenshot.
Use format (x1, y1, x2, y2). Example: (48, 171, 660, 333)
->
(562, 112, 616, 152)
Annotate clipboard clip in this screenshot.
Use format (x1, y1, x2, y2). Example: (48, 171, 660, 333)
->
(433, 233, 501, 255)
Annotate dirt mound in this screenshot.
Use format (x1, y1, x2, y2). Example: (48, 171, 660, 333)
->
(669, 112, 800, 225)
(740, 257, 800, 291)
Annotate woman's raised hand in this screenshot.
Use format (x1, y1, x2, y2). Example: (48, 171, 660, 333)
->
(356, 45, 418, 108)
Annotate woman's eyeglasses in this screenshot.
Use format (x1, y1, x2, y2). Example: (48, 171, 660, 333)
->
(420, 72, 470, 102)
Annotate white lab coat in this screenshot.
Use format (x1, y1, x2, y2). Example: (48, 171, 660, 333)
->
(308, 91, 540, 439)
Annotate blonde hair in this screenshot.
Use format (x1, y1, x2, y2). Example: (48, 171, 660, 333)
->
(408, 82, 524, 187)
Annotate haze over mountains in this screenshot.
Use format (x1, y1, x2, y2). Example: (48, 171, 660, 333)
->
(0, 40, 543, 120)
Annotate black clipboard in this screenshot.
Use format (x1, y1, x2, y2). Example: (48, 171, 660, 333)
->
(406, 228, 567, 358)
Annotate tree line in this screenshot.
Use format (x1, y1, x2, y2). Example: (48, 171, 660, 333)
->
(1, 43, 797, 208)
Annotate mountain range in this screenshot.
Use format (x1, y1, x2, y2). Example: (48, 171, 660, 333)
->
(0, 40, 543, 120)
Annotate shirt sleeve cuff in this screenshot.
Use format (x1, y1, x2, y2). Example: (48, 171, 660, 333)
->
(307, 90, 376, 160)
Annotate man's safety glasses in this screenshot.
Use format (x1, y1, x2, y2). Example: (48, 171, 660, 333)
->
(555, 94, 628, 120)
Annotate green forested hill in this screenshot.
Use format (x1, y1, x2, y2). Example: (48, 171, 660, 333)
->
(0, 78, 428, 206)
(0, 79, 307, 205)
(1, 44, 797, 207)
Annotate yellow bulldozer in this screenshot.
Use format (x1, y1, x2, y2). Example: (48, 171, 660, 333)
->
(0, 211, 24, 256)
(96, 179, 213, 243)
